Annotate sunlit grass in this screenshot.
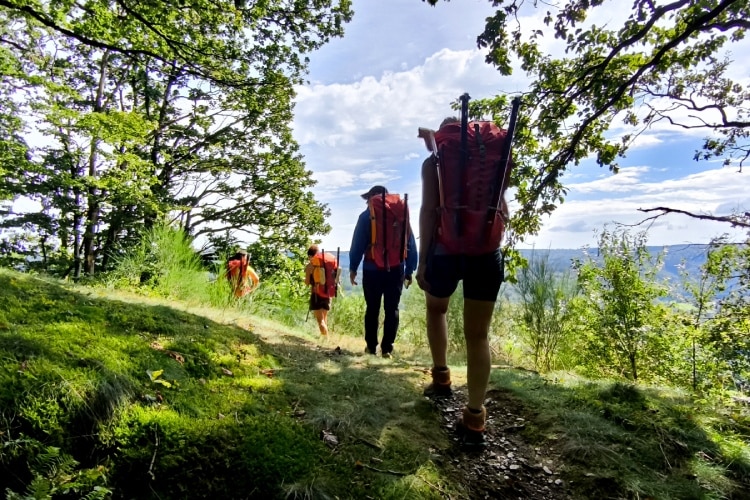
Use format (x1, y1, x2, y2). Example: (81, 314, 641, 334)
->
(2, 266, 749, 499)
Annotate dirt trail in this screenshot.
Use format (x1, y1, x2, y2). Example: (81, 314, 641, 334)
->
(426, 385, 573, 499)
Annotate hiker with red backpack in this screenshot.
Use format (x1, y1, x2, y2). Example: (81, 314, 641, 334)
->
(226, 250, 260, 298)
(416, 94, 520, 450)
(304, 244, 340, 336)
(349, 185, 418, 358)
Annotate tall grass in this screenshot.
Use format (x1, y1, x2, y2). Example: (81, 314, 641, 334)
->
(104, 226, 529, 370)
(106, 224, 315, 321)
(107, 224, 216, 303)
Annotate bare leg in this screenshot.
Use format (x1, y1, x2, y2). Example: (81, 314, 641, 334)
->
(321, 309, 329, 336)
(425, 292, 450, 367)
(463, 298, 495, 410)
(314, 309, 328, 336)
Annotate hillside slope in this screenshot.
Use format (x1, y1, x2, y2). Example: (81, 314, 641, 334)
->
(1, 269, 747, 499)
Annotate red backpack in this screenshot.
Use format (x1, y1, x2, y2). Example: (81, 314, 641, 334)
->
(431, 94, 520, 255)
(367, 192, 410, 271)
(309, 250, 339, 299)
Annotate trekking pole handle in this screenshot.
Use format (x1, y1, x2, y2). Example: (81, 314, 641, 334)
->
(459, 93, 470, 164)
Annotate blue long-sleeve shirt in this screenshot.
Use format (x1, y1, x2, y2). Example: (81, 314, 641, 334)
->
(349, 208, 418, 276)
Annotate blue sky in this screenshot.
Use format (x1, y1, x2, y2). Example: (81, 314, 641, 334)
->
(292, 0, 750, 251)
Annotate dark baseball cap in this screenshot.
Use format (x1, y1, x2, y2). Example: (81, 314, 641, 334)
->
(361, 185, 388, 200)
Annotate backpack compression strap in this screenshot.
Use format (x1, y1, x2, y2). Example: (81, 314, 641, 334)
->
(382, 191, 389, 271)
(368, 198, 377, 262)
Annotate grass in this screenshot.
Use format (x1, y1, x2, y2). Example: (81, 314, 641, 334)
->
(489, 370, 750, 499)
(0, 269, 455, 499)
(1, 267, 748, 499)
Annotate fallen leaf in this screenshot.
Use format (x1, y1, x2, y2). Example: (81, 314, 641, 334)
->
(165, 350, 185, 364)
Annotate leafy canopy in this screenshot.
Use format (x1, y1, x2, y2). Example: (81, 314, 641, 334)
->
(424, 0, 749, 243)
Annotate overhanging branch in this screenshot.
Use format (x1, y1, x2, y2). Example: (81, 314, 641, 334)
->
(637, 206, 750, 228)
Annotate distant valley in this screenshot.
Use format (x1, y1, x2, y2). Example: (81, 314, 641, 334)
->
(333, 244, 711, 293)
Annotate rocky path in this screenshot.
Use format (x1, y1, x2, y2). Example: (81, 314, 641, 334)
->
(427, 386, 573, 499)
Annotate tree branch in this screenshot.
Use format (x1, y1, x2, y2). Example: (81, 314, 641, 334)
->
(637, 207, 750, 228)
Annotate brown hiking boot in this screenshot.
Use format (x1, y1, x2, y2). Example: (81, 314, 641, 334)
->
(457, 406, 487, 451)
(423, 366, 452, 397)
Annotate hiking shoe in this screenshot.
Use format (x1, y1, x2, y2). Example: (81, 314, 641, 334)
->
(457, 406, 487, 452)
(423, 366, 452, 397)
(364, 346, 377, 355)
(382, 351, 392, 359)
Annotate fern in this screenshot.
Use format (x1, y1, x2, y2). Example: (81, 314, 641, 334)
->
(4, 446, 111, 500)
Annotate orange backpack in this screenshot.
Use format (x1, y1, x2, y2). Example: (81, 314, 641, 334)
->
(367, 192, 409, 271)
(309, 250, 339, 299)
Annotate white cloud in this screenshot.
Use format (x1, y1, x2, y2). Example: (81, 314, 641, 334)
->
(293, 0, 750, 253)
(520, 165, 750, 249)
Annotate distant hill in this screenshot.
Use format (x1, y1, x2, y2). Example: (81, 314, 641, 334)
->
(517, 244, 709, 283)
(336, 244, 711, 292)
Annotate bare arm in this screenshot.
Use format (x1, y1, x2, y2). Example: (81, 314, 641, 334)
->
(417, 156, 439, 290)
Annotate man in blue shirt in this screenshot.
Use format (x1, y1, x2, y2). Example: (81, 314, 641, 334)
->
(349, 185, 418, 358)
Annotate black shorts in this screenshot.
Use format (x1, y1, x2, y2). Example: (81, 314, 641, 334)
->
(424, 251, 504, 301)
(309, 293, 331, 311)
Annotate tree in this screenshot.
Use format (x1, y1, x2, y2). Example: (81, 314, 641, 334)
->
(514, 250, 577, 371)
(423, 0, 749, 244)
(574, 228, 667, 381)
(0, 0, 352, 275)
(696, 239, 750, 393)
(677, 240, 737, 390)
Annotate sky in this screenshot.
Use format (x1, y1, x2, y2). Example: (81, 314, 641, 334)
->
(291, 0, 750, 251)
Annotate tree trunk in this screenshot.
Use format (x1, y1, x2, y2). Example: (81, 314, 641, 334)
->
(40, 235, 48, 271)
(100, 211, 123, 270)
(82, 50, 109, 275)
(144, 65, 179, 230)
(73, 190, 83, 279)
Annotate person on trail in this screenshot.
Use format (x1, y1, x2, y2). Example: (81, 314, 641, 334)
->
(226, 250, 260, 299)
(349, 185, 418, 358)
(304, 244, 339, 337)
(416, 114, 512, 450)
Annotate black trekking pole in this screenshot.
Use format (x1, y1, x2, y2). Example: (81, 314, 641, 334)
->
(487, 97, 521, 222)
(498, 97, 521, 197)
(457, 93, 470, 237)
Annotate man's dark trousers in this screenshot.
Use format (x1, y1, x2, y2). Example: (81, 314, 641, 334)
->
(362, 267, 404, 354)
